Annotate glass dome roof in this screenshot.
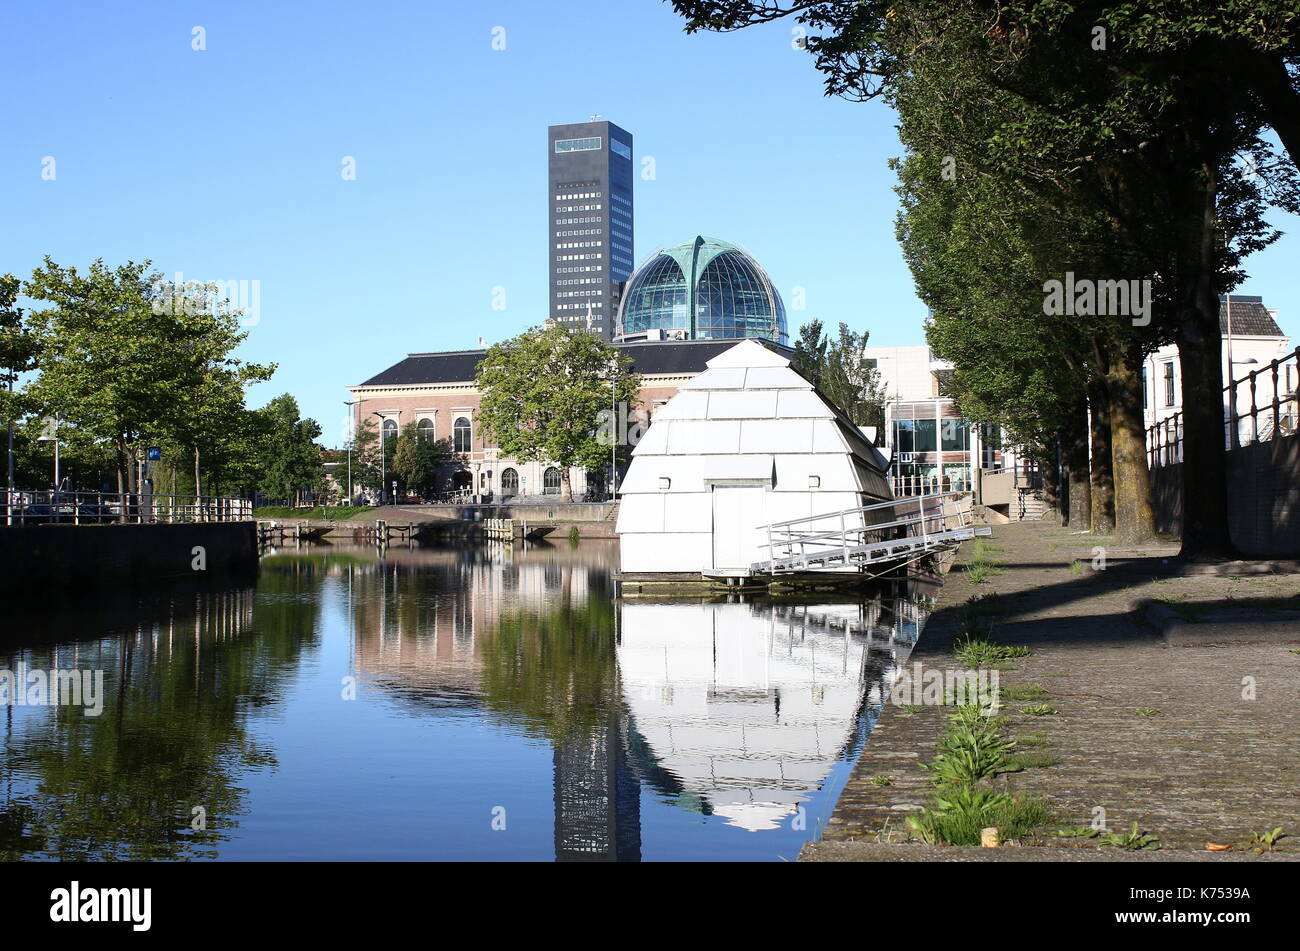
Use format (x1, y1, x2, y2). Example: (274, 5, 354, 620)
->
(617, 236, 787, 344)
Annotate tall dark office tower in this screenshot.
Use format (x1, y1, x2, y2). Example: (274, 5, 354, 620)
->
(548, 120, 634, 340)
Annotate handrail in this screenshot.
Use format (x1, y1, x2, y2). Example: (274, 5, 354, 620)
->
(1147, 345, 1299, 469)
(764, 490, 970, 531)
(2, 489, 254, 526)
(760, 491, 975, 572)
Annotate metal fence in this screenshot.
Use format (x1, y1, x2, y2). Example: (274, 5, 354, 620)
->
(3, 489, 254, 525)
(1147, 346, 1299, 469)
(891, 473, 968, 498)
(761, 491, 977, 573)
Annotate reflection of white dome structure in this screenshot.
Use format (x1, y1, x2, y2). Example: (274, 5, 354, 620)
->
(618, 600, 891, 831)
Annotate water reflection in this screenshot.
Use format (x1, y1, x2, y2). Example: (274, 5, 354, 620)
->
(620, 600, 919, 832)
(1, 541, 934, 861)
(1, 585, 296, 860)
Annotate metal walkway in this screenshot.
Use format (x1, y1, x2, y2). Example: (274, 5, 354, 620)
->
(755, 491, 991, 575)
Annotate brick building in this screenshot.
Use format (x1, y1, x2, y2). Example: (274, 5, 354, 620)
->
(347, 338, 793, 502)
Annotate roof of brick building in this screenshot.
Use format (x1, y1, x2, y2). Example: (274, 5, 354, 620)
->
(356, 338, 795, 388)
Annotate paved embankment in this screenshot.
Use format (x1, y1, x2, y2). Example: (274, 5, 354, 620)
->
(803, 522, 1300, 861)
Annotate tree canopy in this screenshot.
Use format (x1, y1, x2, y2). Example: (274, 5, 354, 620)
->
(5, 256, 324, 503)
(791, 318, 887, 432)
(475, 324, 640, 502)
(672, 0, 1300, 556)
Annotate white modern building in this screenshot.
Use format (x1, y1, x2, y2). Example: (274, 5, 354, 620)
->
(864, 344, 1019, 497)
(616, 339, 892, 578)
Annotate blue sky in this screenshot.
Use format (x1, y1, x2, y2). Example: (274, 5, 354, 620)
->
(3, 0, 1297, 445)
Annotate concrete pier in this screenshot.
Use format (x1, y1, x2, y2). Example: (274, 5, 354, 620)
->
(0, 522, 258, 592)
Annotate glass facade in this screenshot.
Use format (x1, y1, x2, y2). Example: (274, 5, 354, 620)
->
(618, 236, 787, 344)
(555, 137, 601, 153)
(888, 401, 1007, 496)
(893, 418, 937, 453)
(940, 418, 969, 451)
(618, 255, 687, 331)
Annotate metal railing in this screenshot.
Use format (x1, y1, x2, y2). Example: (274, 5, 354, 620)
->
(1147, 346, 1300, 469)
(3, 489, 254, 525)
(761, 491, 976, 572)
(890, 474, 973, 498)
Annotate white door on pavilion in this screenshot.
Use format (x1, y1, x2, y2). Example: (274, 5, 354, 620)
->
(711, 484, 767, 570)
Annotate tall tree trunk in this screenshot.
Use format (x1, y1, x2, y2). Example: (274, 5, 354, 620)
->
(1063, 400, 1092, 530)
(194, 446, 202, 499)
(116, 442, 127, 497)
(1087, 377, 1115, 534)
(1177, 165, 1235, 559)
(561, 467, 573, 503)
(1039, 445, 1061, 519)
(1109, 342, 1156, 545)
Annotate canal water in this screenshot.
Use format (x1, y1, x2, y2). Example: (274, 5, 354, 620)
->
(0, 541, 935, 862)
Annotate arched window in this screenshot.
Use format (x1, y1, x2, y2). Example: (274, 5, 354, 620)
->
(453, 417, 471, 453)
(382, 418, 398, 441)
(501, 468, 519, 497)
(543, 467, 562, 495)
(416, 417, 435, 441)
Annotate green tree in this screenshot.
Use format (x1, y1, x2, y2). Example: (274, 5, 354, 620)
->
(884, 15, 1154, 534)
(150, 278, 275, 498)
(24, 259, 179, 493)
(672, 0, 1300, 557)
(390, 421, 454, 497)
(347, 416, 382, 500)
(0, 273, 40, 499)
(255, 394, 323, 505)
(824, 322, 887, 431)
(475, 324, 640, 502)
(790, 318, 828, 387)
(792, 319, 886, 431)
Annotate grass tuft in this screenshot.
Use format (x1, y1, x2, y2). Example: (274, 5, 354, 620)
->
(1004, 751, 1059, 770)
(907, 785, 1053, 847)
(920, 705, 1020, 785)
(953, 638, 1031, 670)
(1019, 704, 1056, 717)
(1000, 683, 1049, 703)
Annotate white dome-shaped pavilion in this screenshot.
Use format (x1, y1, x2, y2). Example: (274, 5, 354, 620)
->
(616, 339, 892, 578)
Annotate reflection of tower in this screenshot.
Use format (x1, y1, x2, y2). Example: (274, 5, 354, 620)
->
(552, 713, 641, 862)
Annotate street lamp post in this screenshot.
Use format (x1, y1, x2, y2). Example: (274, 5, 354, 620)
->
(4, 375, 14, 526)
(344, 398, 367, 502)
(608, 357, 620, 501)
(371, 411, 388, 505)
